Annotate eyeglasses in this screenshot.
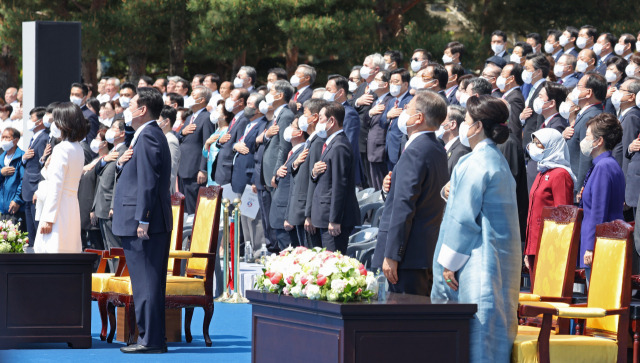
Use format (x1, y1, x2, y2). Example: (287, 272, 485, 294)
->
(348, 78, 359, 82)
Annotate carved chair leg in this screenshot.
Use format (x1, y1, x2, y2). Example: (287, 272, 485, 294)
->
(98, 296, 108, 341)
(185, 307, 194, 343)
(107, 302, 116, 343)
(634, 331, 639, 363)
(126, 302, 137, 346)
(203, 301, 214, 347)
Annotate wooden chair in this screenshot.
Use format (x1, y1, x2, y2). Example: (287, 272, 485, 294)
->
(513, 220, 633, 363)
(105, 186, 222, 346)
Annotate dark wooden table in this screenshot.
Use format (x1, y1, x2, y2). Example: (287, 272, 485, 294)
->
(0, 253, 96, 349)
(248, 290, 477, 363)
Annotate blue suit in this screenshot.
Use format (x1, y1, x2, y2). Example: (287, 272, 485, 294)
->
(381, 91, 413, 171)
(231, 116, 267, 194)
(567, 104, 603, 197)
(112, 121, 172, 349)
(342, 101, 363, 186)
(0, 147, 25, 214)
(21, 128, 49, 244)
(83, 105, 100, 144)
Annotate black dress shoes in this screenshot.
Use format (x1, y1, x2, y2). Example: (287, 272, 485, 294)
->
(120, 344, 168, 353)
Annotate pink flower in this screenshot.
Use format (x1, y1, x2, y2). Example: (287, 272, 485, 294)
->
(316, 274, 327, 287)
(270, 272, 283, 285)
(355, 288, 362, 295)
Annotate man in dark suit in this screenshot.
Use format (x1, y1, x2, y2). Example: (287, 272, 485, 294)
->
(499, 62, 526, 143)
(177, 86, 213, 214)
(561, 26, 580, 58)
(271, 118, 307, 248)
(554, 54, 580, 91)
(381, 68, 413, 172)
(482, 60, 504, 98)
(594, 33, 616, 76)
(289, 99, 326, 247)
(439, 105, 471, 175)
(230, 93, 268, 250)
(365, 70, 392, 190)
(21, 107, 49, 245)
(310, 102, 360, 254)
(262, 80, 295, 193)
(289, 64, 315, 115)
(563, 72, 606, 199)
(616, 80, 640, 213)
(326, 75, 363, 186)
(113, 87, 172, 354)
(421, 63, 449, 104)
(213, 88, 250, 186)
(545, 29, 564, 63)
(372, 90, 449, 296)
(93, 120, 126, 272)
(519, 54, 549, 150)
(70, 83, 100, 143)
(491, 30, 511, 61)
(444, 63, 464, 106)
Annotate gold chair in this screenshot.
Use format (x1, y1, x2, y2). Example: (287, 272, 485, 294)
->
(513, 220, 633, 363)
(106, 186, 222, 346)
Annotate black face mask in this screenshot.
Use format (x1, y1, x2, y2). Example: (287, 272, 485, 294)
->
(244, 106, 256, 118)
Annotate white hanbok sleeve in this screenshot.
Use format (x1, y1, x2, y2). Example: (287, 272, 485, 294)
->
(39, 145, 68, 223)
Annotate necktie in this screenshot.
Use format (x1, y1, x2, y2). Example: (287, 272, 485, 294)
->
(388, 99, 400, 129)
(28, 137, 34, 149)
(322, 143, 327, 154)
(228, 117, 237, 130)
(541, 122, 546, 129)
(293, 91, 299, 102)
(558, 79, 564, 85)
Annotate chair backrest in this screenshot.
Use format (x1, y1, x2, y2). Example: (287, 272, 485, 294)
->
(349, 227, 379, 245)
(167, 193, 185, 275)
(371, 206, 384, 228)
(186, 186, 222, 278)
(359, 202, 384, 225)
(531, 205, 582, 298)
(586, 220, 633, 335)
(357, 188, 375, 201)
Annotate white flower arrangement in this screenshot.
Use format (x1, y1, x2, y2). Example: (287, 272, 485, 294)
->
(0, 220, 28, 253)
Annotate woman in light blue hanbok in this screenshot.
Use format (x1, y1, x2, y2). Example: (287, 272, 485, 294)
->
(432, 95, 521, 363)
(203, 101, 231, 186)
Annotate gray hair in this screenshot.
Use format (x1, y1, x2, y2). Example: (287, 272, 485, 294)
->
(193, 85, 212, 103)
(470, 77, 492, 96)
(108, 77, 121, 88)
(297, 64, 316, 85)
(626, 76, 640, 94)
(414, 90, 447, 128)
(560, 53, 577, 69)
(273, 80, 295, 102)
(365, 53, 385, 70)
(248, 92, 265, 107)
(312, 87, 326, 99)
(239, 66, 257, 85)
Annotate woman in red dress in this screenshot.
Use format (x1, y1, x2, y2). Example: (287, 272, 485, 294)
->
(524, 128, 575, 282)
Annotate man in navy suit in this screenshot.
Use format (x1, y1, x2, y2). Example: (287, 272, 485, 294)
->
(21, 106, 49, 245)
(560, 27, 580, 58)
(381, 68, 413, 171)
(499, 62, 526, 144)
(310, 102, 360, 254)
(214, 88, 250, 186)
(545, 29, 564, 63)
(325, 75, 363, 186)
(615, 79, 640, 213)
(177, 86, 213, 214)
(70, 83, 100, 143)
(372, 90, 449, 296)
(554, 54, 580, 91)
(563, 72, 605, 199)
(519, 54, 549, 150)
(594, 33, 616, 76)
(444, 63, 464, 106)
(289, 64, 315, 115)
(113, 87, 172, 354)
(491, 30, 511, 62)
(365, 70, 392, 190)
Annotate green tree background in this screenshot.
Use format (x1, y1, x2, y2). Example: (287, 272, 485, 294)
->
(0, 0, 638, 95)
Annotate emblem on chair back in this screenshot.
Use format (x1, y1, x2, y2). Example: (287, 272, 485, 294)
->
(532, 205, 582, 299)
(187, 186, 222, 277)
(587, 220, 633, 334)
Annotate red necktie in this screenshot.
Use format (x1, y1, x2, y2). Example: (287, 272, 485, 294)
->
(322, 143, 327, 154)
(293, 91, 299, 102)
(286, 150, 293, 161)
(229, 117, 237, 130)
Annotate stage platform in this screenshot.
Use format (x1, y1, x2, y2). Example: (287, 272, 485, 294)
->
(0, 301, 252, 363)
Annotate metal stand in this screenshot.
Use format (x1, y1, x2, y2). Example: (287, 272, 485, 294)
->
(214, 199, 231, 302)
(225, 198, 248, 303)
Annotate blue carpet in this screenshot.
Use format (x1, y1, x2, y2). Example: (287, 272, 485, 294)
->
(0, 302, 252, 363)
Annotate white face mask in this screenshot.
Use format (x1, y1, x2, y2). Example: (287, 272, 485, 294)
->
(384, 63, 391, 70)
(580, 136, 596, 157)
(410, 60, 423, 73)
(70, 96, 83, 106)
(123, 107, 142, 127)
(553, 64, 566, 78)
(316, 120, 330, 138)
(42, 114, 52, 128)
(459, 93, 470, 108)
(528, 143, 545, 162)
(496, 76, 508, 91)
(323, 91, 336, 102)
(570, 88, 583, 106)
(592, 43, 603, 56)
(397, 110, 418, 135)
(637, 42, 640, 54)
(105, 129, 117, 144)
(544, 42, 555, 54)
(532, 98, 549, 114)
(509, 53, 521, 64)
(119, 96, 131, 108)
(233, 77, 244, 88)
(459, 121, 477, 147)
(559, 35, 570, 47)
(265, 93, 276, 106)
(90, 139, 102, 153)
(298, 115, 309, 132)
(283, 126, 294, 142)
(576, 60, 589, 73)
(290, 75, 301, 88)
(558, 101, 573, 119)
(348, 81, 357, 93)
(442, 54, 453, 64)
(50, 122, 62, 139)
(626, 63, 637, 77)
(360, 66, 372, 79)
(225, 98, 236, 113)
(605, 70, 618, 83)
(636, 91, 640, 108)
(611, 90, 624, 110)
(576, 37, 588, 49)
(258, 100, 270, 115)
(389, 84, 402, 97)
(267, 82, 274, 91)
(209, 110, 220, 124)
(614, 43, 626, 56)
(435, 125, 446, 139)
(521, 69, 534, 85)
(1, 140, 14, 151)
(369, 81, 380, 92)
(410, 76, 426, 90)
(99, 116, 114, 127)
(27, 120, 37, 131)
(491, 43, 504, 55)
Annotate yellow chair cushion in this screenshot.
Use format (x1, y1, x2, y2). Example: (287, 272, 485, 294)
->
(519, 301, 570, 310)
(189, 196, 218, 271)
(533, 221, 575, 298)
(512, 334, 617, 363)
(519, 293, 541, 302)
(167, 204, 182, 272)
(557, 307, 606, 318)
(106, 276, 205, 296)
(92, 273, 115, 293)
(587, 237, 626, 333)
(517, 325, 556, 335)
